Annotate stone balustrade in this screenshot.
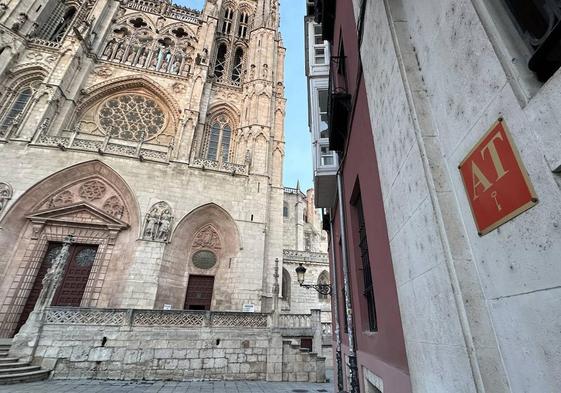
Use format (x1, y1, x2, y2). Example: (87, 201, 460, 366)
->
(45, 308, 270, 329)
(35, 131, 172, 163)
(190, 158, 249, 176)
(278, 314, 311, 329)
(283, 249, 329, 263)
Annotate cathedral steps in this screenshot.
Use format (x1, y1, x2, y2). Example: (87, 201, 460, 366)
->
(0, 341, 51, 385)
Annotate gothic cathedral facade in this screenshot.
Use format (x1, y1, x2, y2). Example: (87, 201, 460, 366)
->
(0, 0, 286, 338)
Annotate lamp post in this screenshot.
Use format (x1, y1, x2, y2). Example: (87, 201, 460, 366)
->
(295, 263, 332, 296)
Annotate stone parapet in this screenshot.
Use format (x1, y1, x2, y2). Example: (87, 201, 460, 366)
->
(12, 307, 325, 383)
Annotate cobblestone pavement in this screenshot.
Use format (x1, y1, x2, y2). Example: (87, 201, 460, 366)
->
(0, 380, 334, 393)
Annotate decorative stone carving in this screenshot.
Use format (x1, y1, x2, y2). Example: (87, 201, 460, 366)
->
(192, 225, 221, 250)
(102, 195, 125, 219)
(11, 13, 27, 32)
(79, 180, 107, 201)
(49, 190, 74, 208)
(93, 66, 113, 78)
(142, 202, 173, 242)
(0, 183, 13, 212)
(172, 82, 186, 94)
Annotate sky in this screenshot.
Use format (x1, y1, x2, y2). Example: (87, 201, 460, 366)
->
(177, 0, 314, 191)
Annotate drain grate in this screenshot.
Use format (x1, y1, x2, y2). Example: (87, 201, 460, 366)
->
(292, 390, 309, 393)
(317, 390, 328, 392)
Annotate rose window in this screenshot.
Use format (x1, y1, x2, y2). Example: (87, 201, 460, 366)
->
(98, 95, 166, 141)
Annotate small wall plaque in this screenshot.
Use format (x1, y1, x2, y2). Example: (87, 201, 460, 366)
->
(459, 119, 538, 235)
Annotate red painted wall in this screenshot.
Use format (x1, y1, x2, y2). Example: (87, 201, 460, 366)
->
(327, 1, 412, 391)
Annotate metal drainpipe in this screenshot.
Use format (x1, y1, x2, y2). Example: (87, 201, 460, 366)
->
(328, 211, 345, 393)
(336, 172, 360, 393)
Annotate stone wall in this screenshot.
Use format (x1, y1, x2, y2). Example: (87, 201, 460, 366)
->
(16, 308, 326, 382)
(356, 0, 561, 391)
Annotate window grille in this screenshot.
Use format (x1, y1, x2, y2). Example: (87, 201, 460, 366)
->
(231, 48, 244, 85)
(503, 0, 561, 81)
(214, 44, 228, 81)
(355, 197, 378, 332)
(37, 4, 76, 43)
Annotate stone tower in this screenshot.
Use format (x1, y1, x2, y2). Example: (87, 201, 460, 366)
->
(0, 0, 286, 337)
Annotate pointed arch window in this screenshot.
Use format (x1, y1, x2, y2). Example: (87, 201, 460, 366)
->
(318, 271, 330, 301)
(37, 5, 77, 43)
(222, 8, 234, 34)
(0, 83, 38, 137)
(204, 115, 233, 162)
(213, 43, 228, 80)
(238, 12, 249, 38)
(282, 268, 291, 302)
(231, 47, 244, 85)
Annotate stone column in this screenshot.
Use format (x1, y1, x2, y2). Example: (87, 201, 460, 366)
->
(10, 235, 74, 362)
(311, 309, 322, 356)
(272, 257, 279, 326)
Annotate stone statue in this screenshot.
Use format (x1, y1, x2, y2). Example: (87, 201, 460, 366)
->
(103, 41, 113, 58)
(115, 45, 125, 61)
(157, 209, 172, 241)
(143, 202, 173, 242)
(143, 212, 158, 240)
(11, 13, 27, 32)
(136, 49, 147, 67)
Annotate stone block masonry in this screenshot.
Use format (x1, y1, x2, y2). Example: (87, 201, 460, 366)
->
(13, 308, 325, 383)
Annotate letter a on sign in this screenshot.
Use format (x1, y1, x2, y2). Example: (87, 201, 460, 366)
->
(458, 119, 538, 236)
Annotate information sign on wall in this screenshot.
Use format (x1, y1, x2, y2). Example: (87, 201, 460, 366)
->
(459, 119, 538, 235)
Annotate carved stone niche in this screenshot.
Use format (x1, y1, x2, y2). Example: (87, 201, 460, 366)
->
(0, 182, 13, 213)
(142, 202, 174, 243)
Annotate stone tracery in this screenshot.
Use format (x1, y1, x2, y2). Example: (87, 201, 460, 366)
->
(98, 94, 166, 142)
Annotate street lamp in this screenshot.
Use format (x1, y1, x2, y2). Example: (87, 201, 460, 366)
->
(295, 263, 332, 296)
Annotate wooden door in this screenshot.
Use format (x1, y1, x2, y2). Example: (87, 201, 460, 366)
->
(15, 242, 63, 334)
(52, 244, 98, 307)
(184, 275, 215, 310)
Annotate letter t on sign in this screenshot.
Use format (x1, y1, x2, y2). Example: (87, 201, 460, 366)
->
(458, 119, 538, 236)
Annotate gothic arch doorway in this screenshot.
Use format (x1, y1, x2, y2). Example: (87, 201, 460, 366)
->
(0, 160, 139, 337)
(156, 203, 241, 310)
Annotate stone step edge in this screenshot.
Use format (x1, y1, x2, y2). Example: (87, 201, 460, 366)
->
(0, 358, 21, 363)
(0, 365, 41, 374)
(0, 362, 31, 369)
(0, 369, 51, 381)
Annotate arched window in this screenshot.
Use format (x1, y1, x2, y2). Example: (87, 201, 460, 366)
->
(283, 202, 289, 217)
(37, 5, 76, 43)
(213, 43, 228, 80)
(203, 115, 233, 162)
(0, 84, 37, 137)
(238, 12, 249, 38)
(318, 270, 330, 301)
(231, 48, 244, 84)
(282, 268, 291, 302)
(222, 8, 234, 34)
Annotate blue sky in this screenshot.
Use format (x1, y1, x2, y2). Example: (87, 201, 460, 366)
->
(178, 0, 313, 190)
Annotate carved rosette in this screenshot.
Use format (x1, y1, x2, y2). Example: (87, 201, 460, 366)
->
(79, 180, 107, 201)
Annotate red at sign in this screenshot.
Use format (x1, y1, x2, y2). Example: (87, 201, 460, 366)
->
(459, 119, 537, 236)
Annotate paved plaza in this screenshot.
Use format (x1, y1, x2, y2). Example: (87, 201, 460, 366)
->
(0, 380, 334, 393)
